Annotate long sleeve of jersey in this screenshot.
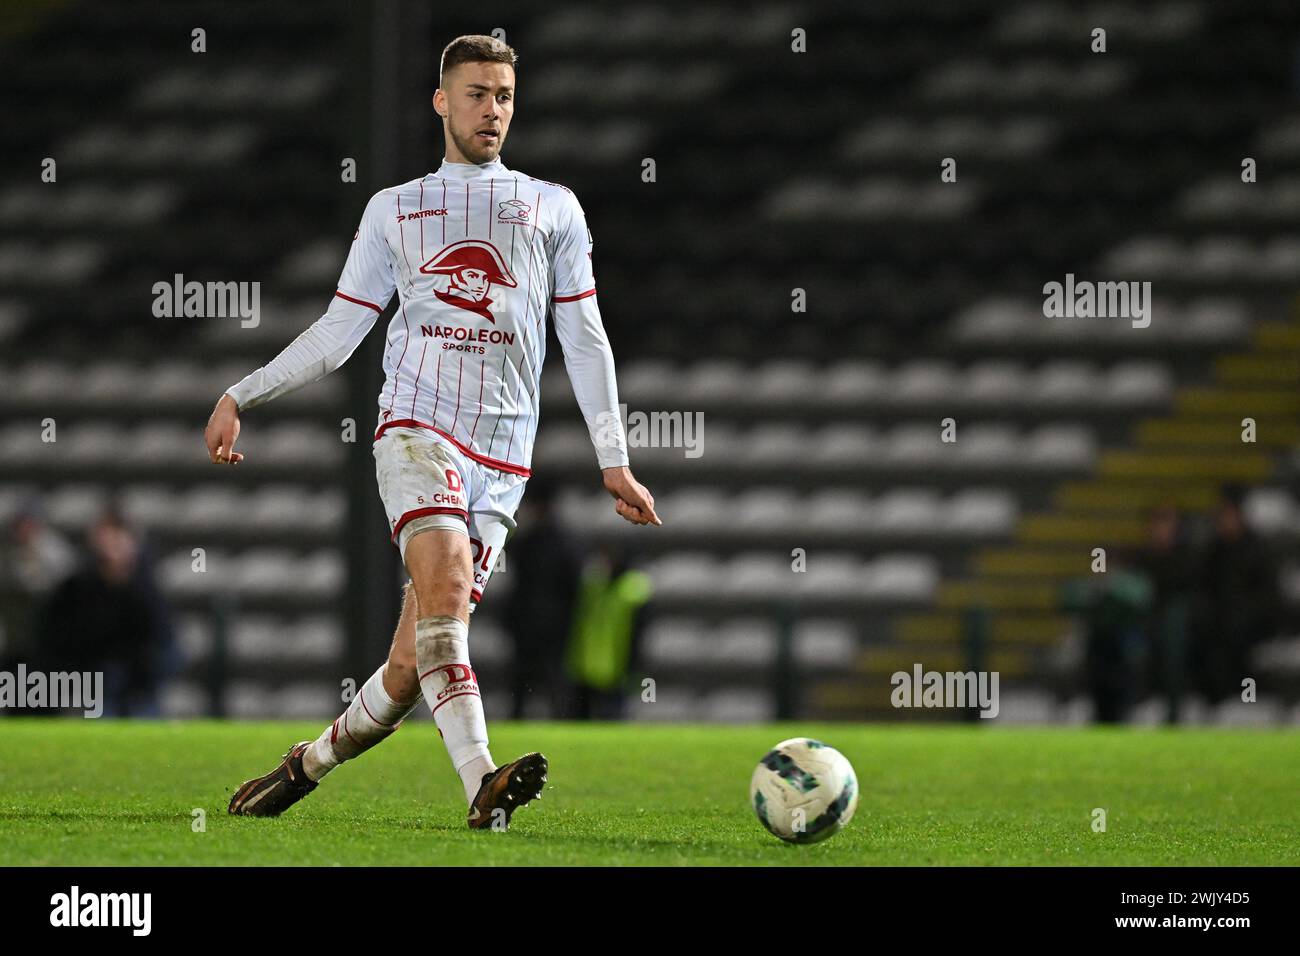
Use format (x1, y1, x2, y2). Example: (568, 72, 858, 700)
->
(551, 192, 629, 470)
(226, 191, 396, 410)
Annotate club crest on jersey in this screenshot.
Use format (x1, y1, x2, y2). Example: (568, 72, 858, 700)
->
(418, 239, 517, 324)
(496, 198, 532, 225)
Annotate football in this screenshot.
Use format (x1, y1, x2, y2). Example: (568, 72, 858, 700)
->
(749, 737, 859, 844)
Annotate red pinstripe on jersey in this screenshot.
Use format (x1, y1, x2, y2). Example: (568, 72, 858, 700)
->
(409, 342, 428, 418)
(452, 352, 464, 434)
(387, 193, 414, 420)
(469, 356, 486, 440)
(502, 190, 542, 466)
(431, 349, 443, 425)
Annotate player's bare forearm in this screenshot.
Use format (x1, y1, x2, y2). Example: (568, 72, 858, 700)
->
(204, 392, 244, 464)
(602, 465, 661, 526)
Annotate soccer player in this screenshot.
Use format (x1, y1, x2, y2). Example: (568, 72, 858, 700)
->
(207, 35, 660, 829)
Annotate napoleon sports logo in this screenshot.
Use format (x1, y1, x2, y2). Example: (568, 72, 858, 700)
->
(419, 239, 518, 324)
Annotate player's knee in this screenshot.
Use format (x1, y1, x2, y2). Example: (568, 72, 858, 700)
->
(387, 637, 418, 682)
(384, 656, 420, 703)
(412, 568, 472, 619)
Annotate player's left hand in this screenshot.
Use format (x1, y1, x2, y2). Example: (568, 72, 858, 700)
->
(601, 466, 661, 526)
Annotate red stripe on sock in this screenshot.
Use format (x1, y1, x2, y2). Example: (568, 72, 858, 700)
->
(357, 687, 397, 728)
(430, 690, 481, 715)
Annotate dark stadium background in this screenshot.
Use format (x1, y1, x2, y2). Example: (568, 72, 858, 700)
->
(2, 0, 1299, 728)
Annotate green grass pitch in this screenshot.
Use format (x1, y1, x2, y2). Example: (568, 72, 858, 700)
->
(1, 719, 1297, 865)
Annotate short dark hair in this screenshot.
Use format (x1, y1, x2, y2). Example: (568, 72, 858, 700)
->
(439, 34, 517, 85)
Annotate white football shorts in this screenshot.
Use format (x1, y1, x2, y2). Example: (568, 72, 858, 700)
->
(373, 425, 527, 606)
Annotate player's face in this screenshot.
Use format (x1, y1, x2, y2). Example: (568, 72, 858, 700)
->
(453, 267, 490, 299)
(435, 62, 515, 165)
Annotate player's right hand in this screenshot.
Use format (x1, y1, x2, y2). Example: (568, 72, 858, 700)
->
(602, 466, 661, 526)
(205, 393, 244, 464)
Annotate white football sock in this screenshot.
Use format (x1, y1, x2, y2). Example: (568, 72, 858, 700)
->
(302, 664, 419, 782)
(415, 615, 495, 802)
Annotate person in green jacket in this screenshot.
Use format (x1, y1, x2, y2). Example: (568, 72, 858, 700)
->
(565, 544, 653, 720)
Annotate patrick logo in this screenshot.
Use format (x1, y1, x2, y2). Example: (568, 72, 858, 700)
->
(418, 239, 517, 323)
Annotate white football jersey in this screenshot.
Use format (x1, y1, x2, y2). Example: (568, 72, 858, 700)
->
(227, 155, 628, 475)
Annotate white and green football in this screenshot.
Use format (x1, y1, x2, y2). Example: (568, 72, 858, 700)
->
(749, 737, 859, 844)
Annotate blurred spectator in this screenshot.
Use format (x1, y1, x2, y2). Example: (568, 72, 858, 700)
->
(32, 505, 177, 716)
(1134, 505, 1195, 723)
(0, 500, 76, 667)
(500, 479, 582, 719)
(565, 543, 653, 720)
(1191, 485, 1280, 705)
(1061, 559, 1152, 723)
